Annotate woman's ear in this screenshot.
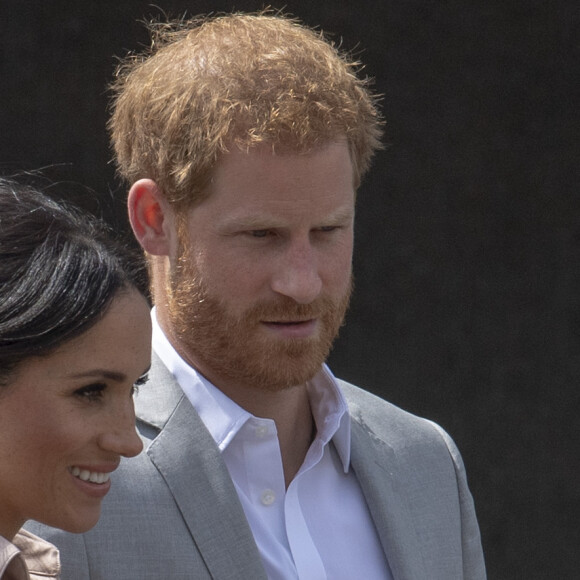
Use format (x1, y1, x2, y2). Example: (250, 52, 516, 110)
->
(128, 179, 173, 256)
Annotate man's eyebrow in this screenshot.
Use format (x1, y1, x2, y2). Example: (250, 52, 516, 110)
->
(221, 207, 355, 230)
(220, 215, 283, 230)
(325, 207, 355, 223)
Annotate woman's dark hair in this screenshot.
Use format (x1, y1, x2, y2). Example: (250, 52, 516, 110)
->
(0, 178, 145, 386)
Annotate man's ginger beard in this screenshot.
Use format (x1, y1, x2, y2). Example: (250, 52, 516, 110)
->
(166, 246, 352, 392)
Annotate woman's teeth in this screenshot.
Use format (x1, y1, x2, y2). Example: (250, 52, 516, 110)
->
(70, 466, 110, 484)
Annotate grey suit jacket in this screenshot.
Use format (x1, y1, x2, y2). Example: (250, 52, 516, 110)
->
(26, 353, 486, 579)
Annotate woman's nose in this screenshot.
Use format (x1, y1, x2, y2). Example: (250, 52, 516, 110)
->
(98, 404, 143, 458)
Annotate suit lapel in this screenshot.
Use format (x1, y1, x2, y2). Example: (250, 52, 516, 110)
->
(138, 354, 268, 579)
(139, 357, 430, 579)
(350, 417, 429, 580)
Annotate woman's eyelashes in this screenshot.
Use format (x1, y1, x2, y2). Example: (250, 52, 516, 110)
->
(132, 372, 150, 396)
(74, 383, 106, 402)
(74, 370, 149, 401)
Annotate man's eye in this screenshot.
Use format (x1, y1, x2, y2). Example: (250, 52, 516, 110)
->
(250, 230, 269, 238)
(74, 383, 106, 402)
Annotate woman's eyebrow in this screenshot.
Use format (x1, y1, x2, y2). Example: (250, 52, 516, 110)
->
(68, 370, 127, 382)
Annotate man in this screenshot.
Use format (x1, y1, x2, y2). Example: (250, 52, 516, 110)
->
(27, 11, 486, 579)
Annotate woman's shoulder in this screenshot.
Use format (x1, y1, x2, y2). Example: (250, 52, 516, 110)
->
(12, 529, 60, 579)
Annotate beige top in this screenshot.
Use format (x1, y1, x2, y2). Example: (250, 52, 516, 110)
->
(0, 530, 60, 579)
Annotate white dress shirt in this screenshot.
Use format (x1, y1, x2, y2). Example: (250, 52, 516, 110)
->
(152, 311, 392, 579)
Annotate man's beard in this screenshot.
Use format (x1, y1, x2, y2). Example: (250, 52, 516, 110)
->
(166, 253, 352, 392)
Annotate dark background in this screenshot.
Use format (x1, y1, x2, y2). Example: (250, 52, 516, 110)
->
(2, 1, 578, 577)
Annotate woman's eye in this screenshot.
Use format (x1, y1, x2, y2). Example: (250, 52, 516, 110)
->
(134, 373, 149, 387)
(132, 373, 150, 397)
(75, 383, 106, 402)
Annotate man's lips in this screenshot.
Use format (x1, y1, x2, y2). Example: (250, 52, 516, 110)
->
(265, 319, 314, 325)
(261, 319, 318, 337)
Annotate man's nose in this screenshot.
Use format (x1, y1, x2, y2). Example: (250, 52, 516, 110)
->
(270, 239, 322, 304)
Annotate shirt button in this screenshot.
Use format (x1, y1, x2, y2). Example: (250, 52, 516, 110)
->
(260, 489, 276, 506)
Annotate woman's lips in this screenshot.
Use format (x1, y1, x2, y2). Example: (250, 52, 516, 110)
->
(68, 465, 116, 498)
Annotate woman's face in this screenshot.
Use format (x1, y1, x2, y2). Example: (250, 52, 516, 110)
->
(0, 289, 151, 539)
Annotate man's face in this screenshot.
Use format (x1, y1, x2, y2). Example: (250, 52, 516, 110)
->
(166, 141, 355, 394)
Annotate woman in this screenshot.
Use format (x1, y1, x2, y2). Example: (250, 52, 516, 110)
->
(0, 178, 151, 579)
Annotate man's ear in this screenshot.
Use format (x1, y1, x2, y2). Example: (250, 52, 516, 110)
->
(128, 179, 174, 256)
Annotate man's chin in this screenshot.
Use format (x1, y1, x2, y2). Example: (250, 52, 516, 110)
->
(230, 347, 329, 391)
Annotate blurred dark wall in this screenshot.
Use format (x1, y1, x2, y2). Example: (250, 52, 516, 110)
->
(2, 1, 579, 577)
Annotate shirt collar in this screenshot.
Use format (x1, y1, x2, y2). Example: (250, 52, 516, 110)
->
(9, 530, 60, 578)
(151, 308, 351, 471)
(307, 366, 351, 471)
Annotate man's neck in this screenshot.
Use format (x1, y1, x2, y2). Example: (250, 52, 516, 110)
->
(233, 383, 315, 488)
(213, 377, 315, 488)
